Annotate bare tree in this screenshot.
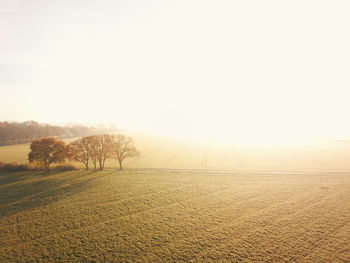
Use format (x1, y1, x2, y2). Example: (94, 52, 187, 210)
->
(112, 134, 139, 170)
(68, 137, 91, 170)
(67, 134, 138, 171)
(88, 135, 98, 170)
(88, 134, 114, 170)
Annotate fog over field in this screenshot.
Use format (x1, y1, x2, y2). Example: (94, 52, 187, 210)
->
(2, 134, 350, 173)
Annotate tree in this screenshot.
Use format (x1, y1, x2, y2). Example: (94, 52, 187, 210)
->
(88, 134, 114, 170)
(68, 137, 91, 170)
(28, 137, 68, 171)
(112, 134, 139, 170)
(0, 121, 118, 146)
(88, 135, 98, 170)
(84, 135, 97, 170)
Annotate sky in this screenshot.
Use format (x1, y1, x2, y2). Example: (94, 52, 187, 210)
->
(1, 0, 350, 144)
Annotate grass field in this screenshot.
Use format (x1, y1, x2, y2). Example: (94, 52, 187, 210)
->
(1, 135, 350, 262)
(1, 169, 350, 262)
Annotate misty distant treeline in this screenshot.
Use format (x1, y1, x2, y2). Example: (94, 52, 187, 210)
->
(0, 121, 117, 146)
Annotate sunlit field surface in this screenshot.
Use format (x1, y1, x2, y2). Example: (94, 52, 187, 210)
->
(1, 134, 350, 172)
(0, 170, 350, 262)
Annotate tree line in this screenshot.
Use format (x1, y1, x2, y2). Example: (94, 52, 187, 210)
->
(0, 121, 116, 146)
(28, 134, 139, 171)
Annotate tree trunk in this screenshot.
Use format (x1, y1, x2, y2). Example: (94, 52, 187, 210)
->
(44, 159, 50, 172)
(102, 158, 106, 170)
(119, 159, 123, 170)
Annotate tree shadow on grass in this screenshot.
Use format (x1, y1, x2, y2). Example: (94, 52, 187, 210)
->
(0, 170, 116, 218)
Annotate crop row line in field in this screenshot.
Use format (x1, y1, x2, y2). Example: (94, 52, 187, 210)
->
(0, 184, 233, 249)
(231, 147, 248, 169)
(287, 220, 350, 262)
(0, 182, 188, 230)
(200, 143, 210, 168)
(161, 145, 188, 167)
(185, 188, 350, 262)
(121, 168, 350, 176)
(138, 186, 338, 261)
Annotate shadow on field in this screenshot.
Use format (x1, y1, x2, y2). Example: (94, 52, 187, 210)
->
(0, 170, 113, 217)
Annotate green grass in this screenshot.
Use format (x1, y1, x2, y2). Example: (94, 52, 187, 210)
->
(1, 170, 350, 262)
(0, 143, 30, 163)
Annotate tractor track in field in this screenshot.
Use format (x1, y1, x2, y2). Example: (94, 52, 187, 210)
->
(161, 145, 188, 167)
(200, 144, 209, 168)
(0, 185, 232, 249)
(120, 167, 350, 176)
(231, 147, 247, 169)
(1, 169, 350, 262)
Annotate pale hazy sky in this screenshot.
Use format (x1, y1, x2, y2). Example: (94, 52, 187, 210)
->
(1, 0, 350, 143)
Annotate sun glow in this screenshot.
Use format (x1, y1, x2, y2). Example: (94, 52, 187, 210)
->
(135, 104, 330, 147)
(1, 0, 350, 147)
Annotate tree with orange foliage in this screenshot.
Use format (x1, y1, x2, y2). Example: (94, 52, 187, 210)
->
(28, 137, 68, 171)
